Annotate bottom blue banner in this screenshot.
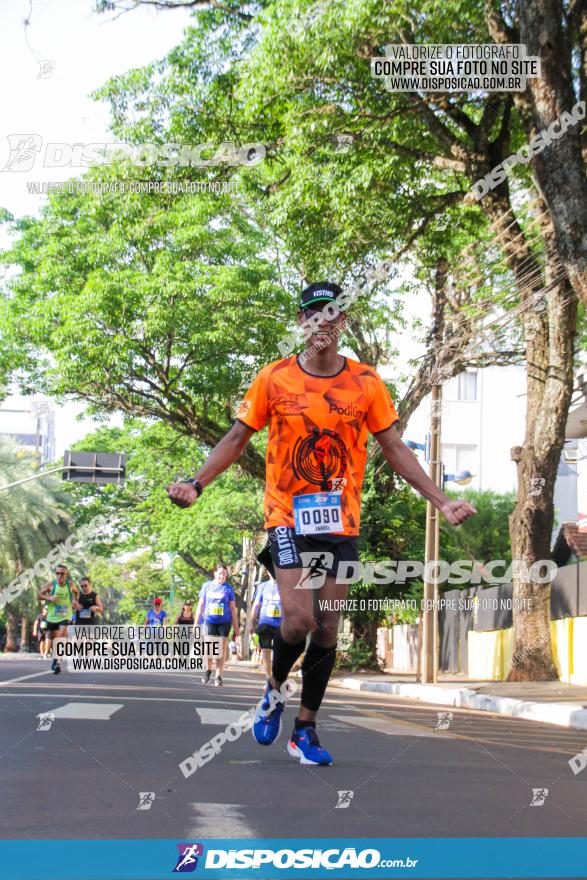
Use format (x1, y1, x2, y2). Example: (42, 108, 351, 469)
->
(1, 837, 586, 879)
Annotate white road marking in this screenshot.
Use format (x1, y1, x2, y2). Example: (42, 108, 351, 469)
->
(37, 702, 123, 721)
(187, 803, 255, 838)
(330, 714, 438, 738)
(0, 693, 253, 705)
(320, 721, 353, 732)
(0, 671, 53, 686)
(196, 707, 253, 725)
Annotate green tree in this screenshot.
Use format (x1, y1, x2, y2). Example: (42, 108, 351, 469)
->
(68, 420, 264, 574)
(86, 553, 173, 624)
(345, 477, 516, 666)
(0, 437, 72, 651)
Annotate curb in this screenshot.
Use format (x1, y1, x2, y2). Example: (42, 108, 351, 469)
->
(331, 678, 587, 731)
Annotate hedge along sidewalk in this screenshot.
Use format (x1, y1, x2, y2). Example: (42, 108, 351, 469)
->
(328, 673, 587, 731)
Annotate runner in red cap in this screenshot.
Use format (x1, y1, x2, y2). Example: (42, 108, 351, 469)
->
(145, 597, 167, 627)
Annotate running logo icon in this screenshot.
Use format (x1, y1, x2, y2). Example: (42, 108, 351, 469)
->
(136, 792, 155, 811)
(173, 843, 204, 872)
(435, 712, 453, 731)
(528, 477, 545, 497)
(530, 788, 549, 807)
(2, 134, 42, 172)
(36, 712, 55, 731)
(37, 60, 56, 79)
(296, 551, 334, 590)
(335, 790, 354, 808)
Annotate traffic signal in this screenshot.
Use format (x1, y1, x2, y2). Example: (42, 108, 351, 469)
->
(62, 451, 126, 485)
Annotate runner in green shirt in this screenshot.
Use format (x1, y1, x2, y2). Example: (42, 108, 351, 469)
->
(38, 564, 79, 675)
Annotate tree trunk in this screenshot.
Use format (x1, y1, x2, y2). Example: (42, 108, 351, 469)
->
(20, 616, 29, 651)
(518, 0, 587, 309)
(507, 240, 577, 680)
(4, 609, 19, 652)
(471, 188, 576, 679)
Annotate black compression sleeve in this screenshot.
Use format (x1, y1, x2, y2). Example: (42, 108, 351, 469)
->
(271, 627, 306, 684)
(300, 640, 337, 712)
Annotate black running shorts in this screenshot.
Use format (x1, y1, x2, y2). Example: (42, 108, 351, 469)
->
(204, 622, 231, 638)
(46, 620, 69, 632)
(257, 622, 278, 649)
(260, 526, 359, 580)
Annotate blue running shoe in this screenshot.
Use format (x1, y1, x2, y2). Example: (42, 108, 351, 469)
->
(252, 682, 285, 746)
(287, 725, 333, 765)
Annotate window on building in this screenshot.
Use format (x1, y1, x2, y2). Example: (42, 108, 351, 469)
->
(457, 371, 477, 401)
(441, 445, 477, 483)
(456, 445, 477, 476)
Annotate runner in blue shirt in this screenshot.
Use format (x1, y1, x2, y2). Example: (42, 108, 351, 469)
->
(251, 574, 282, 678)
(145, 597, 168, 627)
(196, 563, 240, 686)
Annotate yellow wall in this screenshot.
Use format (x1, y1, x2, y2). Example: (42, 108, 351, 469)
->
(467, 616, 587, 683)
(570, 616, 587, 686)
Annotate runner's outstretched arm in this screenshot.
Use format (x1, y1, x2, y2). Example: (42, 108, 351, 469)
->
(167, 421, 255, 508)
(38, 581, 54, 602)
(194, 597, 204, 627)
(375, 425, 476, 525)
(229, 600, 240, 637)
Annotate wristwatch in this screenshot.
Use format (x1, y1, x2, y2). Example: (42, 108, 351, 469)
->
(183, 478, 203, 497)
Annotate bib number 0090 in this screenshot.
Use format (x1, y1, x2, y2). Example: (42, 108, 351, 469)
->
(293, 493, 343, 536)
(300, 507, 340, 528)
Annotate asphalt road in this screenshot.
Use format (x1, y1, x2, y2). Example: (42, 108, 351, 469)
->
(1, 655, 586, 847)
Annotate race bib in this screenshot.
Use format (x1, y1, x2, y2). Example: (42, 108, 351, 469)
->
(267, 603, 281, 618)
(55, 604, 68, 618)
(209, 602, 224, 616)
(79, 608, 92, 619)
(293, 493, 342, 536)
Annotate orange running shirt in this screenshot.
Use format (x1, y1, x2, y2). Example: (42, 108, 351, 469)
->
(235, 355, 399, 536)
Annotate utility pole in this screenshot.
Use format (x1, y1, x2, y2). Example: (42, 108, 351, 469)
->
(420, 257, 448, 684)
(241, 536, 257, 660)
(420, 383, 443, 682)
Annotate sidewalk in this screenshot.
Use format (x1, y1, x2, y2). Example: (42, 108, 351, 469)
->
(328, 670, 587, 731)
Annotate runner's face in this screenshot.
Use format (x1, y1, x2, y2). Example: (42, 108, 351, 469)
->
(56, 569, 67, 582)
(215, 568, 227, 583)
(81, 581, 90, 593)
(297, 303, 345, 346)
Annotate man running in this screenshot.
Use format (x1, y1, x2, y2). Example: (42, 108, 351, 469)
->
(38, 565, 79, 674)
(195, 564, 240, 686)
(167, 280, 475, 765)
(73, 576, 103, 626)
(251, 573, 282, 677)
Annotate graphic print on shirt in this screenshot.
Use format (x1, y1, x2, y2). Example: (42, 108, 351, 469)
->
(292, 427, 347, 491)
(237, 355, 399, 536)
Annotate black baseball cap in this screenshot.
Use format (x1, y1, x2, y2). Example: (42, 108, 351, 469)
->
(299, 281, 342, 311)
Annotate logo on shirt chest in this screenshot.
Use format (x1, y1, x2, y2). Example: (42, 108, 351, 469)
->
(235, 399, 251, 419)
(275, 396, 306, 416)
(328, 401, 364, 417)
